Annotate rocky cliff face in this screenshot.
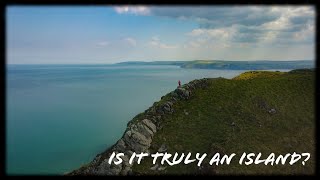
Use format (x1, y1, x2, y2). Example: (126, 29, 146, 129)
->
(68, 78, 209, 175)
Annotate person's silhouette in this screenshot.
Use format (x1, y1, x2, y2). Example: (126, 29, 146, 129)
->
(178, 80, 181, 87)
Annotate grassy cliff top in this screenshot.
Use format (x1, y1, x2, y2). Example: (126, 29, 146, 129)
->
(132, 69, 315, 175)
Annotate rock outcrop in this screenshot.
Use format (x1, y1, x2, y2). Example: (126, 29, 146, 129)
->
(68, 78, 209, 175)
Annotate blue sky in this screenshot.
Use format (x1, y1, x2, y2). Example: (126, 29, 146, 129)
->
(6, 6, 315, 64)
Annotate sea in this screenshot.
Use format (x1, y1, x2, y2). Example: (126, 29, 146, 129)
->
(6, 64, 291, 175)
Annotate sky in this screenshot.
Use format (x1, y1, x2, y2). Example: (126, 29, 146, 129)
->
(6, 5, 315, 64)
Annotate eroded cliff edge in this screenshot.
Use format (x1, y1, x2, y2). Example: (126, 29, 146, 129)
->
(68, 78, 210, 175)
(68, 69, 315, 175)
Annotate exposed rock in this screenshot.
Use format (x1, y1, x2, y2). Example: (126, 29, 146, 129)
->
(268, 108, 277, 114)
(163, 104, 171, 113)
(150, 164, 166, 171)
(124, 130, 152, 153)
(148, 116, 156, 124)
(174, 87, 191, 100)
(122, 154, 130, 166)
(156, 108, 165, 115)
(158, 144, 167, 152)
(119, 155, 132, 175)
(184, 109, 189, 115)
(174, 87, 184, 95)
(130, 130, 151, 146)
(133, 123, 154, 139)
(158, 166, 167, 171)
(125, 150, 134, 159)
(150, 164, 159, 171)
(183, 90, 190, 98)
(149, 107, 156, 114)
(120, 166, 131, 176)
(68, 78, 210, 176)
(114, 139, 126, 152)
(167, 101, 173, 107)
(94, 158, 123, 175)
(91, 155, 101, 166)
(171, 97, 177, 102)
(142, 119, 157, 133)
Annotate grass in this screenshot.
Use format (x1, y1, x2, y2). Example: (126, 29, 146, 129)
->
(233, 70, 285, 80)
(131, 69, 315, 175)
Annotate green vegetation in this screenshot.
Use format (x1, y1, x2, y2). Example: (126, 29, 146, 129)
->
(132, 69, 315, 175)
(233, 71, 286, 80)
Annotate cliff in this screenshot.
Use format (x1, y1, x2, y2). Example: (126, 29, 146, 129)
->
(68, 78, 210, 175)
(69, 69, 315, 175)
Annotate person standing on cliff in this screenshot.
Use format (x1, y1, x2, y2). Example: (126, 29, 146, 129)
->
(178, 80, 181, 87)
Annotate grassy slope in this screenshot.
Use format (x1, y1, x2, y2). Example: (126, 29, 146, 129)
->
(132, 69, 315, 175)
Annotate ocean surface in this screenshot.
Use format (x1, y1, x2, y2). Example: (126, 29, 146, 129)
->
(6, 64, 291, 175)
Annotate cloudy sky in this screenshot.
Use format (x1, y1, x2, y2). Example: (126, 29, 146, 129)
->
(6, 6, 315, 64)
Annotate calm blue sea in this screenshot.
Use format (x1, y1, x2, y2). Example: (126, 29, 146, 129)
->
(6, 64, 290, 175)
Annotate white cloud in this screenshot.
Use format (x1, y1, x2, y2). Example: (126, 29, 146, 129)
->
(149, 36, 178, 49)
(114, 6, 150, 15)
(186, 27, 236, 41)
(256, 6, 315, 44)
(261, 6, 314, 31)
(259, 31, 278, 43)
(185, 25, 239, 50)
(113, 6, 314, 60)
(187, 29, 205, 36)
(159, 44, 178, 49)
(149, 6, 315, 46)
(293, 20, 314, 41)
(270, 6, 314, 17)
(261, 16, 291, 31)
(124, 37, 137, 46)
(208, 28, 234, 39)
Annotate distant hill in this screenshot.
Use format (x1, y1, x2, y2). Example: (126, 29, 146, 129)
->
(117, 60, 314, 70)
(116, 61, 187, 66)
(69, 69, 315, 175)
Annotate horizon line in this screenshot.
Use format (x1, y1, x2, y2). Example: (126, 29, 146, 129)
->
(6, 59, 315, 65)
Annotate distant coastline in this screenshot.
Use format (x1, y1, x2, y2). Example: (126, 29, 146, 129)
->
(116, 60, 314, 70)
